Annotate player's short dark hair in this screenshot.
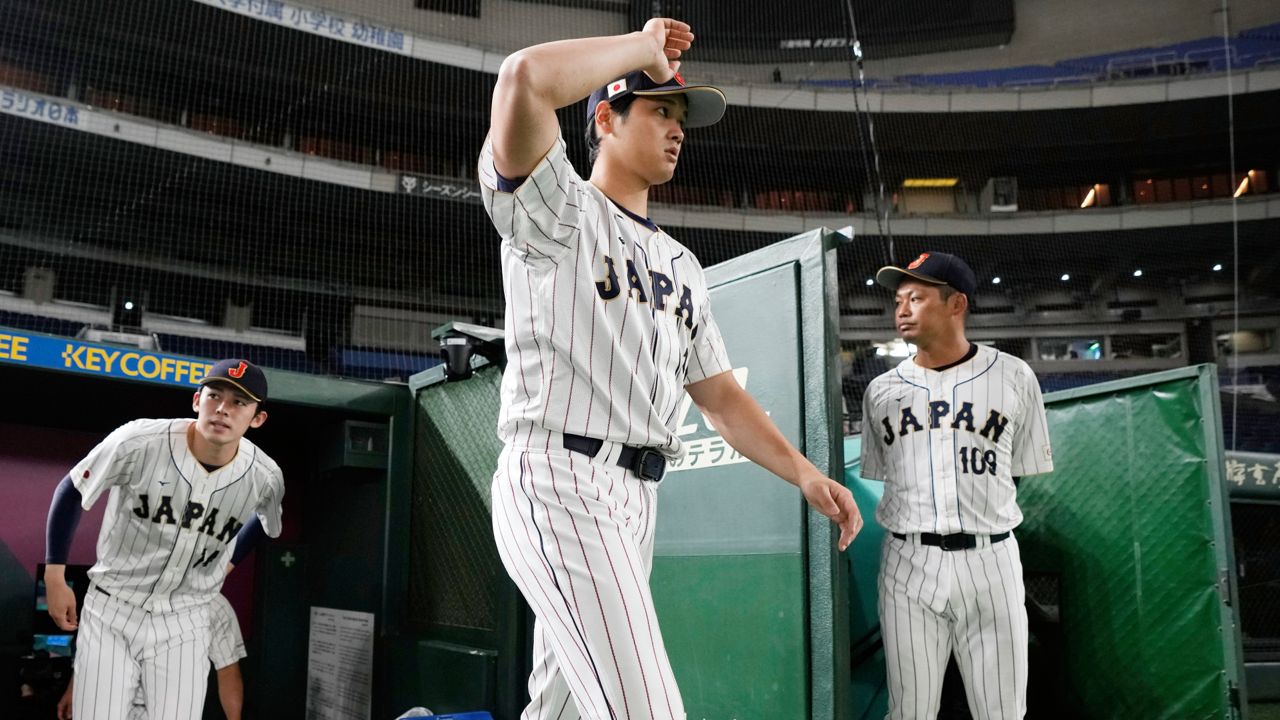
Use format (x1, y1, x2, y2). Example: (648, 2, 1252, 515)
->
(584, 96, 636, 164)
(199, 382, 265, 412)
(937, 285, 971, 316)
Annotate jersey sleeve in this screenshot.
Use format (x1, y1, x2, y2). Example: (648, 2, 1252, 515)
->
(684, 301, 732, 385)
(69, 419, 154, 509)
(1010, 369, 1055, 476)
(859, 382, 888, 480)
(478, 134, 581, 262)
(255, 468, 285, 538)
(206, 595, 247, 669)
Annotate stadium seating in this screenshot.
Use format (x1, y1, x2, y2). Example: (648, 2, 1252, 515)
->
(808, 24, 1280, 90)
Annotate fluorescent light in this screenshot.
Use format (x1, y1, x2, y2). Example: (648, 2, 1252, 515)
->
(1234, 175, 1250, 198)
(1080, 186, 1097, 208)
(1061, 274, 1070, 282)
(1212, 264, 1223, 272)
(992, 277, 1002, 285)
(903, 178, 959, 188)
(1133, 269, 1143, 278)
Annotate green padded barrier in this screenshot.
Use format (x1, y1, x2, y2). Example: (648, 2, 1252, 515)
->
(403, 364, 528, 718)
(1018, 365, 1245, 718)
(652, 229, 848, 720)
(411, 364, 505, 633)
(842, 435, 891, 720)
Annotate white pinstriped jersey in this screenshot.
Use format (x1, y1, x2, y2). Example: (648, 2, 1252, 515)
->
(71, 419, 284, 613)
(478, 135, 732, 458)
(860, 344, 1053, 534)
(206, 593, 247, 669)
(124, 593, 246, 718)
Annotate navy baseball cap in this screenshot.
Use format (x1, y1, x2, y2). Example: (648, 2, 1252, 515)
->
(586, 70, 727, 129)
(876, 251, 978, 299)
(199, 358, 268, 403)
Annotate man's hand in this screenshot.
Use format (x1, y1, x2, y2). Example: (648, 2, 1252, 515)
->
(58, 678, 74, 719)
(45, 568, 78, 631)
(799, 472, 864, 551)
(640, 18, 694, 84)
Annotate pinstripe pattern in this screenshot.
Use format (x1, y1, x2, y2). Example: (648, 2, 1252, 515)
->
(878, 534, 1028, 720)
(492, 439, 681, 720)
(69, 418, 282, 717)
(206, 593, 247, 670)
(71, 419, 284, 612)
(479, 135, 731, 461)
(862, 344, 1050, 719)
(480, 131, 730, 720)
(74, 588, 211, 720)
(117, 593, 242, 719)
(860, 346, 1053, 535)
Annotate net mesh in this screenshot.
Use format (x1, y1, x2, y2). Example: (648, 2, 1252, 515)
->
(2, 0, 1278, 650)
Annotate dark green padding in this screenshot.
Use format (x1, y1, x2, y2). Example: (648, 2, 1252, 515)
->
(651, 554, 807, 716)
(1018, 366, 1243, 718)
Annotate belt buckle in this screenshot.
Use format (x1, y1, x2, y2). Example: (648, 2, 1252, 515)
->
(636, 449, 666, 482)
(939, 533, 971, 551)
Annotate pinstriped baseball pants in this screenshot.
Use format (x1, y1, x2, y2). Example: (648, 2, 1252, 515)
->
(73, 587, 211, 720)
(879, 533, 1028, 720)
(492, 441, 684, 720)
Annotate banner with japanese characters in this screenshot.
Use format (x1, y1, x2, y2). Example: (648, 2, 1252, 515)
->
(194, 0, 410, 55)
(1224, 450, 1280, 500)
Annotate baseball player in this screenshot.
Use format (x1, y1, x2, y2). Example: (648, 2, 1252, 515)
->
(43, 358, 283, 720)
(479, 18, 863, 720)
(860, 251, 1054, 720)
(57, 592, 248, 720)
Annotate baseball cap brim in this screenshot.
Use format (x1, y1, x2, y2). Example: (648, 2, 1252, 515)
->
(875, 266, 948, 292)
(632, 85, 727, 129)
(199, 376, 263, 403)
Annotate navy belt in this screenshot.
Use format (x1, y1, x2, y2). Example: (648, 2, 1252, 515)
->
(562, 433, 667, 482)
(893, 531, 1010, 551)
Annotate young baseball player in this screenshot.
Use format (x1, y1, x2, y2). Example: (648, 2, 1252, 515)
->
(57, 592, 248, 720)
(860, 251, 1054, 720)
(43, 358, 282, 720)
(479, 17, 863, 720)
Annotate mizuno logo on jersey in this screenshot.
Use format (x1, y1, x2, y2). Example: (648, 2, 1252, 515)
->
(594, 254, 699, 335)
(132, 494, 245, 543)
(880, 401, 1009, 446)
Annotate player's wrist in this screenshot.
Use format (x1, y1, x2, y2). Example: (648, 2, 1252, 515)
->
(45, 564, 67, 583)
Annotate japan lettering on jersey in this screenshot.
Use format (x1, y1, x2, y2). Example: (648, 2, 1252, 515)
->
(478, 135, 732, 457)
(71, 418, 284, 613)
(860, 345, 1053, 534)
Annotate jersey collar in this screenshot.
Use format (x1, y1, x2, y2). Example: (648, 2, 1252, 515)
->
(604, 194, 659, 232)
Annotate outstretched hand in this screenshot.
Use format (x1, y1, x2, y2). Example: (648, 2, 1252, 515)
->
(641, 18, 694, 83)
(800, 472, 864, 551)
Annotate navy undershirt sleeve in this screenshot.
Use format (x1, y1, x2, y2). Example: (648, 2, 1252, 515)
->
(495, 169, 527, 193)
(46, 475, 84, 564)
(230, 515, 265, 565)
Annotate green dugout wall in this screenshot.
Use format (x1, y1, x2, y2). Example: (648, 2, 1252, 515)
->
(400, 228, 853, 718)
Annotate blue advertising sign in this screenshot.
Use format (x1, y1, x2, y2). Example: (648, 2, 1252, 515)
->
(0, 327, 214, 389)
